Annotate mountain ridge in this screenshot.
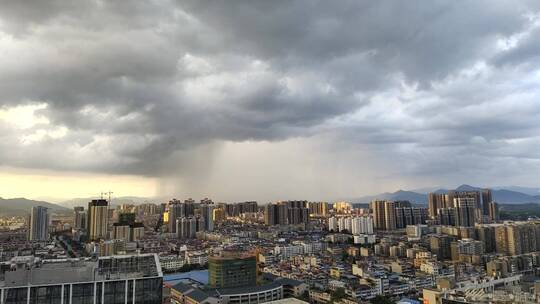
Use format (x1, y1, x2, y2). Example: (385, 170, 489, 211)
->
(2, 184, 539, 215)
(345, 184, 540, 205)
(0, 197, 70, 215)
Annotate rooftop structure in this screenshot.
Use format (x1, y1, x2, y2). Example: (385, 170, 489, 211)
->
(0, 254, 163, 304)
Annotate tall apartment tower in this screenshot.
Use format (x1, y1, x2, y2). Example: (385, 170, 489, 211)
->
(176, 216, 203, 239)
(73, 206, 86, 230)
(87, 199, 109, 241)
(264, 204, 278, 225)
(264, 201, 308, 226)
(476, 225, 496, 253)
(481, 189, 493, 216)
(308, 202, 328, 217)
(454, 198, 476, 227)
(28, 206, 49, 241)
(168, 200, 184, 233)
(430, 234, 454, 260)
(370, 200, 386, 230)
(428, 193, 450, 218)
(384, 201, 397, 230)
(428, 193, 438, 218)
(488, 202, 500, 222)
(200, 203, 214, 231)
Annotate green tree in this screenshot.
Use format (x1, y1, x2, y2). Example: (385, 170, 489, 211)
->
(370, 295, 394, 304)
(331, 288, 346, 302)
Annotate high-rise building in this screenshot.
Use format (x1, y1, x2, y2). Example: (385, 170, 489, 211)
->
(328, 216, 338, 231)
(184, 198, 196, 215)
(28, 206, 49, 241)
(430, 234, 454, 260)
(223, 201, 258, 217)
(369, 200, 419, 231)
(395, 207, 427, 228)
(370, 200, 386, 230)
(73, 206, 86, 230)
(493, 222, 540, 255)
(333, 201, 353, 214)
(451, 238, 484, 261)
(264, 201, 309, 226)
(495, 225, 509, 254)
(476, 225, 496, 253)
(113, 212, 144, 242)
(87, 199, 109, 241)
(238, 201, 258, 214)
(428, 193, 450, 218)
(176, 216, 205, 239)
(112, 223, 131, 242)
(200, 203, 214, 231)
(429, 189, 491, 225)
(220, 201, 259, 217)
(384, 201, 397, 231)
(481, 189, 493, 216)
(0, 254, 163, 304)
(208, 252, 257, 288)
(454, 197, 476, 227)
(285, 200, 309, 225)
(308, 202, 329, 217)
(488, 202, 500, 222)
(337, 217, 352, 232)
(213, 207, 226, 223)
(168, 199, 184, 233)
(351, 216, 374, 235)
(264, 204, 279, 225)
(437, 207, 456, 226)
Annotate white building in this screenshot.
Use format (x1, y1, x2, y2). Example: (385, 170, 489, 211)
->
(328, 217, 338, 231)
(329, 216, 374, 235)
(274, 245, 304, 259)
(160, 255, 185, 271)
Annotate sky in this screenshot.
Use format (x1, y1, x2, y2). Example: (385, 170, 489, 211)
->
(1, 1, 540, 203)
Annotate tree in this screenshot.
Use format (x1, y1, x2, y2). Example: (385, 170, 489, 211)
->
(331, 288, 346, 302)
(299, 290, 310, 302)
(370, 295, 394, 304)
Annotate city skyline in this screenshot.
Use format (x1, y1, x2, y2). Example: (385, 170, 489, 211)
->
(1, 1, 540, 202)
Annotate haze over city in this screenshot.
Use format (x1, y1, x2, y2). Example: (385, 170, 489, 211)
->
(1, 1, 540, 202)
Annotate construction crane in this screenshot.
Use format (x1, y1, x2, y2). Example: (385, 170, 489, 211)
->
(100, 191, 113, 202)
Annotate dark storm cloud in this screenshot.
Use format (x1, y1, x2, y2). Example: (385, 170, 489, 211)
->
(0, 0, 540, 186)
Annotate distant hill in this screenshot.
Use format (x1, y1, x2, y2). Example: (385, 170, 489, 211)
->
(347, 190, 428, 205)
(499, 203, 540, 220)
(0, 197, 70, 216)
(348, 190, 428, 205)
(494, 186, 540, 196)
(347, 184, 540, 205)
(60, 196, 165, 208)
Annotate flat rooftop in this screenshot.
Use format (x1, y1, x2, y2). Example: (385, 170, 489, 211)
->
(266, 299, 309, 304)
(1, 254, 162, 288)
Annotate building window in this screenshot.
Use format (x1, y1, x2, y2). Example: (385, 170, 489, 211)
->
(104, 280, 126, 304)
(29, 286, 62, 304)
(4, 287, 28, 304)
(72, 283, 94, 304)
(135, 278, 162, 304)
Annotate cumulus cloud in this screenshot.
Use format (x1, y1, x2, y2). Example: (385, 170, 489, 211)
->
(0, 0, 540, 199)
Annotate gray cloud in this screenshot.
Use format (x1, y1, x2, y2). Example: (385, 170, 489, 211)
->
(1, 0, 540, 199)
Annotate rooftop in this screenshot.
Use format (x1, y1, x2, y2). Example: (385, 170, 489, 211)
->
(266, 299, 309, 304)
(0, 254, 162, 287)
